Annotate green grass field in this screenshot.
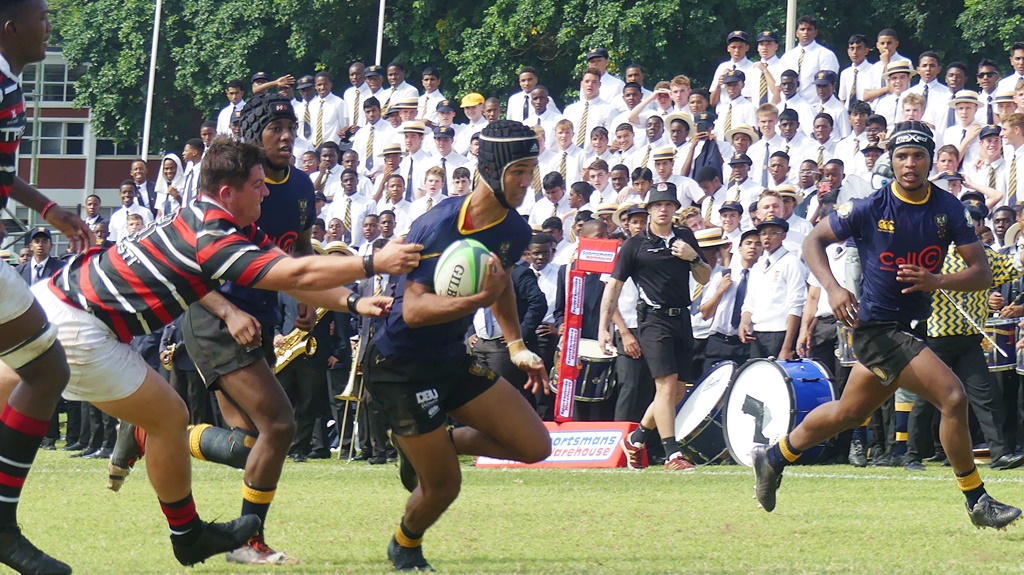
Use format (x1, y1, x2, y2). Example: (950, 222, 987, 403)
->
(15, 451, 1024, 574)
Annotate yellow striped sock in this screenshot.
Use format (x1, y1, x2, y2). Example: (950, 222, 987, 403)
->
(188, 424, 210, 461)
(242, 483, 276, 505)
(395, 524, 423, 548)
(895, 432, 908, 442)
(779, 436, 801, 463)
(956, 468, 983, 492)
(862, 417, 871, 427)
(895, 402, 913, 412)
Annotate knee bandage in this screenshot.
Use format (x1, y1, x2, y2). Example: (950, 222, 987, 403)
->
(0, 322, 58, 370)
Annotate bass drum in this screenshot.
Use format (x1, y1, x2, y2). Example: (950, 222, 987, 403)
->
(548, 339, 618, 402)
(724, 358, 835, 467)
(674, 361, 734, 465)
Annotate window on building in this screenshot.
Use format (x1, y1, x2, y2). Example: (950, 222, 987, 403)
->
(22, 61, 86, 103)
(18, 120, 86, 156)
(95, 139, 141, 157)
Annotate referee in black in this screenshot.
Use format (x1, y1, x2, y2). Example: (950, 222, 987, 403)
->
(599, 182, 711, 471)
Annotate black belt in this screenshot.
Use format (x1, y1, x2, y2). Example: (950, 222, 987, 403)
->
(710, 333, 743, 344)
(650, 307, 684, 317)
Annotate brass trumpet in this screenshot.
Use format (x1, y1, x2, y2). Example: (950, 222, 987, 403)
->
(273, 307, 330, 374)
(162, 342, 177, 370)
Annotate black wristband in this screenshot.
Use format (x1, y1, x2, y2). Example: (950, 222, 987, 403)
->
(347, 292, 362, 316)
(362, 254, 374, 278)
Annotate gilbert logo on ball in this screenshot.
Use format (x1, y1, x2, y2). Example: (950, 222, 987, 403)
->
(433, 238, 492, 297)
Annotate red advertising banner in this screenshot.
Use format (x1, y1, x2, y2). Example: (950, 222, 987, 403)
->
(576, 237, 619, 274)
(554, 269, 586, 422)
(475, 421, 643, 468)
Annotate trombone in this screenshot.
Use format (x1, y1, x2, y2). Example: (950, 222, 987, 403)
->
(335, 336, 363, 460)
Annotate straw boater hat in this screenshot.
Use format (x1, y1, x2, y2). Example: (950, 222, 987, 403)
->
(694, 227, 732, 248)
(724, 124, 760, 144)
(323, 241, 354, 256)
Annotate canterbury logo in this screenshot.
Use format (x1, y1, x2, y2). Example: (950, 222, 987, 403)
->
(877, 219, 895, 233)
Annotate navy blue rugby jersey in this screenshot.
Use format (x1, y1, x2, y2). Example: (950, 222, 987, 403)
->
(373, 195, 532, 361)
(217, 166, 316, 323)
(829, 183, 978, 323)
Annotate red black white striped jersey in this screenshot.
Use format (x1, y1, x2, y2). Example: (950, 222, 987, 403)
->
(47, 199, 286, 342)
(0, 54, 26, 210)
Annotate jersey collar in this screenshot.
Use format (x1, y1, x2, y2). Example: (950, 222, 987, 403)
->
(891, 181, 931, 205)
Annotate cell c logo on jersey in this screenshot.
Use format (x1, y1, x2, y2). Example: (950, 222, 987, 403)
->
(878, 244, 942, 272)
(274, 231, 299, 254)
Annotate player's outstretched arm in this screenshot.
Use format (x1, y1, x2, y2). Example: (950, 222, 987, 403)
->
(255, 240, 423, 293)
(9, 176, 94, 252)
(402, 253, 507, 329)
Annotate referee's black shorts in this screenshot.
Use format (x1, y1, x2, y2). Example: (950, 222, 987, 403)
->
(182, 302, 276, 390)
(637, 311, 697, 382)
(852, 321, 927, 386)
(363, 344, 499, 436)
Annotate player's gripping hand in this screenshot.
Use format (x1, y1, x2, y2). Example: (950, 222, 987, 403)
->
(475, 254, 508, 308)
(896, 264, 940, 294)
(356, 295, 393, 317)
(45, 204, 94, 254)
(374, 238, 423, 275)
(224, 307, 262, 349)
(508, 338, 548, 394)
(827, 286, 860, 327)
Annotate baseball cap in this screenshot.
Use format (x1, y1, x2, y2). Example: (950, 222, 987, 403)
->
(757, 216, 789, 233)
(813, 70, 837, 86)
(723, 70, 746, 84)
(726, 31, 749, 44)
(719, 200, 744, 215)
(461, 93, 485, 108)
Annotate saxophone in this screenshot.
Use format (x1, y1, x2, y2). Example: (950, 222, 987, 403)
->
(274, 307, 331, 374)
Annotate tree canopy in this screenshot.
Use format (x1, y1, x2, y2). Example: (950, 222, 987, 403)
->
(53, 0, 1018, 153)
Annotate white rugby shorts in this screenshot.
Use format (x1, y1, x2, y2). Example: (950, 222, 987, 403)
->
(31, 283, 148, 402)
(0, 262, 35, 324)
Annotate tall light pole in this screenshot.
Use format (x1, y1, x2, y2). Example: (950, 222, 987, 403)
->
(785, 0, 797, 51)
(375, 0, 386, 65)
(141, 0, 162, 161)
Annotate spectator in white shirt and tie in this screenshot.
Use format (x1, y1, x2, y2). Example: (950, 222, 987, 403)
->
(777, 15, 839, 101)
(215, 79, 245, 135)
(996, 43, 1024, 95)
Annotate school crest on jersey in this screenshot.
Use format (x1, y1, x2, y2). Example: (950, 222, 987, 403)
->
(837, 202, 853, 218)
(935, 213, 948, 239)
(298, 199, 309, 228)
(498, 241, 511, 263)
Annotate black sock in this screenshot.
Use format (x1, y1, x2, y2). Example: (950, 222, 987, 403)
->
(241, 483, 275, 537)
(161, 493, 203, 545)
(956, 467, 987, 509)
(0, 405, 49, 527)
(629, 424, 652, 446)
(766, 436, 802, 474)
(662, 437, 680, 459)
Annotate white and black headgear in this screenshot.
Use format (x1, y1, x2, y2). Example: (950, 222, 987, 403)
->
(478, 120, 540, 209)
(888, 121, 935, 170)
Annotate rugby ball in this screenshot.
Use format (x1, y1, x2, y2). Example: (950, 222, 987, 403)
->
(433, 238, 492, 297)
